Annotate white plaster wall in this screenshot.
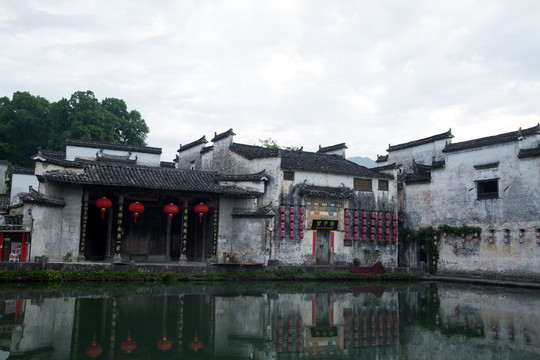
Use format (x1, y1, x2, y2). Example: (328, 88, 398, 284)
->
(31, 183, 82, 262)
(0, 163, 8, 194)
(10, 173, 39, 205)
(175, 144, 206, 170)
(18, 298, 75, 359)
(404, 284, 540, 359)
(387, 138, 448, 171)
(404, 139, 540, 277)
(66, 145, 161, 166)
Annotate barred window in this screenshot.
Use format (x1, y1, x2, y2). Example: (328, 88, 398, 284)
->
(354, 178, 372, 191)
(477, 179, 498, 199)
(283, 171, 294, 181)
(378, 180, 389, 191)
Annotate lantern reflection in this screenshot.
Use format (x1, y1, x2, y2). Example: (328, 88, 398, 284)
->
(85, 333, 102, 358)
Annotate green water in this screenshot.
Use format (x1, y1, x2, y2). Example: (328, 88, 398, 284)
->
(0, 281, 539, 359)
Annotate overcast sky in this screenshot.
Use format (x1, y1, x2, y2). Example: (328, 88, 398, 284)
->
(1, 1, 539, 162)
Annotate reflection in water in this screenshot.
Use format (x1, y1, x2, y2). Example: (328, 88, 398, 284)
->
(0, 282, 539, 359)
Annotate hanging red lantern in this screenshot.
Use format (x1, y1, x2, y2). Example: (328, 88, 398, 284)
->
(163, 203, 179, 224)
(157, 329, 172, 351)
(85, 333, 103, 358)
(193, 203, 209, 223)
(95, 197, 112, 220)
(189, 329, 204, 352)
(129, 202, 145, 223)
(121, 330, 137, 354)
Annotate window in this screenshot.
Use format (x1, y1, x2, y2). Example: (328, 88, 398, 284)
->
(476, 179, 498, 199)
(283, 171, 294, 181)
(354, 178, 372, 191)
(378, 179, 389, 191)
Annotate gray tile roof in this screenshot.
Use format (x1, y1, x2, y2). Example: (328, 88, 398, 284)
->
(388, 129, 453, 152)
(32, 149, 83, 168)
(518, 146, 540, 158)
(211, 128, 235, 142)
(230, 143, 393, 179)
(218, 170, 268, 182)
(19, 191, 65, 208)
(317, 143, 347, 153)
(178, 136, 208, 152)
(65, 138, 162, 155)
(12, 167, 34, 175)
(232, 205, 276, 217)
(41, 162, 262, 196)
(298, 185, 354, 199)
(443, 124, 540, 153)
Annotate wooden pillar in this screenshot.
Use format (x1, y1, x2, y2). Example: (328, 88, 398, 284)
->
(179, 199, 189, 263)
(113, 194, 124, 263)
(78, 190, 89, 261)
(166, 214, 172, 260)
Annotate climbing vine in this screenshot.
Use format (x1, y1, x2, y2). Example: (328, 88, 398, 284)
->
(400, 225, 482, 274)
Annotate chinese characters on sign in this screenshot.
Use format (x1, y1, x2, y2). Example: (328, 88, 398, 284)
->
(311, 220, 339, 230)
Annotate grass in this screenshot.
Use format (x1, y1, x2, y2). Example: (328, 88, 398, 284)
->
(0, 267, 419, 283)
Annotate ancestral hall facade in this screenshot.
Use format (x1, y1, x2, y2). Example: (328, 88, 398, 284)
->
(3, 130, 398, 267)
(377, 124, 540, 278)
(176, 129, 398, 266)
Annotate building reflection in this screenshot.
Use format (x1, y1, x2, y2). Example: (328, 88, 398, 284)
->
(0, 283, 539, 359)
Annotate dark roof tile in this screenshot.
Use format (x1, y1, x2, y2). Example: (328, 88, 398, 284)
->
(211, 128, 235, 142)
(232, 205, 276, 217)
(219, 170, 268, 182)
(388, 129, 453, 152)
(518, 146, 540, 159)
(178, 136, 208, 152)
(443, 124, 539, 153)
(298, 185, 354, 199)
(317, 143, 347, 153)
(230, 143, 392, 179)
(65, 138, 162, 155)
(41, 162, 261, 196)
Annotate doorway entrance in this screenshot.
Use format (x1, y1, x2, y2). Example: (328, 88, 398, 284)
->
(315, 230, 331, 265)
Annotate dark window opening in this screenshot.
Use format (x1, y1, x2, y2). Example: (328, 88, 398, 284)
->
(477, 179, 498, 199)
(283, 171, 294, 181)
(378, 180, 389, 191)
(354, 178, 372, 192)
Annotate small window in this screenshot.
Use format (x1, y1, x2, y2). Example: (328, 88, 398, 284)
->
(354, 178, 372, 191)
(378, 180, 389, 191)
(477, 179, 498, 199)
(283, 171, 294, 181)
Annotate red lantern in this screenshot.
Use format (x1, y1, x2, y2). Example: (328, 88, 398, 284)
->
(157, 329, 172, 351)
(193, 203, 209, 223)
(189, 330, 204, 352)
(121, 330, 137, 354)
(129, 202, 145, 223)
(85, 333, 103, 358)
(163, 203, 179, 224)
(95, 197, 112, 220)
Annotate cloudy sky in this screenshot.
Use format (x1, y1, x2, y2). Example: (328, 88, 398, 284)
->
(1, 1, 539, 162)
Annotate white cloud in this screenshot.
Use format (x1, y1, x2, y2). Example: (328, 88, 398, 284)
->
(1, 0, 539, 161)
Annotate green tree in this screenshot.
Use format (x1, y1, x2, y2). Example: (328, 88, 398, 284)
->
(0, 91, 50, 167)
(0, 90, 150, 165)
(101, 97, 149, 146)
(258, 137, 301, 151)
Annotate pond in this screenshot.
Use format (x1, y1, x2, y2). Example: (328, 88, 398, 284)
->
(0, 280, 539, 359)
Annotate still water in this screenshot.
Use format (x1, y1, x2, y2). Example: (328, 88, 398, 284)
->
(1, 281, 539, 359)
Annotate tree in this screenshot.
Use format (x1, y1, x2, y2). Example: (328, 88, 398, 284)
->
(0, 90, 150, 166)
(258, 137, 301, 151)
(0, 91, 50, 167)
(101, 97, 149, 146)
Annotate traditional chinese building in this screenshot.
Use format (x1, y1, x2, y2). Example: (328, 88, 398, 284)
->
(177, 129, 398, 266)
(10, 139, 263, 263)
(377, 124, 540, 278)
